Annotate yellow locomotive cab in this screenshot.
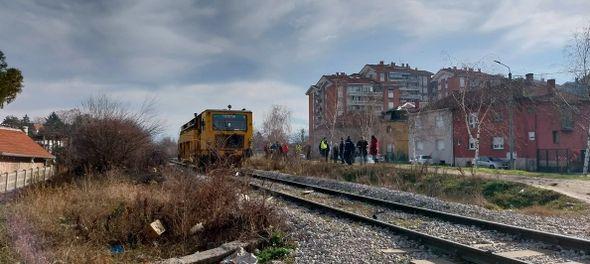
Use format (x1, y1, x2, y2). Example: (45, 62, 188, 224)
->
(178, 109, 253, 166)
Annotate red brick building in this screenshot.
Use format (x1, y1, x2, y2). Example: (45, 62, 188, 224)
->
(431, 67, 502, 100)
(449, 76, 590, 172)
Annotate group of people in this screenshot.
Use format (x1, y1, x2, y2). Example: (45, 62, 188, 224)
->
(318, 135, 379, 165)
(264, 141, 290, 159)
(264, 141, 312, 160)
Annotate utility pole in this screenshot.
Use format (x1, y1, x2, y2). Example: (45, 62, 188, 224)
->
(494, 60, 515, 169)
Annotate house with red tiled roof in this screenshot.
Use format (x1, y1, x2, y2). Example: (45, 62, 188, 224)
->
(0, 126, 55, 173)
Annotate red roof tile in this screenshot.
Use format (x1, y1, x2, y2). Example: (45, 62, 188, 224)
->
(0, 127, 54, 159)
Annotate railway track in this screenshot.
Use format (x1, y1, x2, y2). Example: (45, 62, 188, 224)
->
(248, 170, 590, 264)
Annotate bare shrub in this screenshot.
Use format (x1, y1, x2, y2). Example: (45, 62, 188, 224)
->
(65, 96, 163, 173)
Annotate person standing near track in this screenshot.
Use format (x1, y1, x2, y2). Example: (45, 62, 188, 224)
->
(370, 135, 379, 163)
(318, 137, 329, 162)
(339, 137, 345, 164)
(344, 136, 355, 165)
(356, 137, 368, 164)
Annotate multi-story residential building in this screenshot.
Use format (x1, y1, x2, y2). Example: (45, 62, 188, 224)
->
(306, 72, 382, 148)
(307, 61, 433, 154)
(359, 61, 433, 109)
(430, 67, 502, 100)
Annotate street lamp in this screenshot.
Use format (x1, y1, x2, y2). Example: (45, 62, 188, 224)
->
(494, 60, 512, 80)
(494, 60, 515, 170)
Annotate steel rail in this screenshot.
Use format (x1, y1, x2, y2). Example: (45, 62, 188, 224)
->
(251, 182, 529, 264)
(249, 170, 590, 252)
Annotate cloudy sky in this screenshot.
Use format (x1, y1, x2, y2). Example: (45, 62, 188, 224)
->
(1, 0, 589, 137)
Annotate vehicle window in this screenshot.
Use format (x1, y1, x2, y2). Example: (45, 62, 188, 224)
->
(212, 114, 247, 131)
(423, 156, 432, 159)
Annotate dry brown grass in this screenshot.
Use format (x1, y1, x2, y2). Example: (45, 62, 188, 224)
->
(5, 168, 281, 263)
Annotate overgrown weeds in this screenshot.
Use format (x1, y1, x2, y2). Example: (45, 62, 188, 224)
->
(5, 167, 282, 263)
(243, 157, 586, 214)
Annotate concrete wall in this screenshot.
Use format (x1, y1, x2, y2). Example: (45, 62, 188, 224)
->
(0, 156, 48, 174)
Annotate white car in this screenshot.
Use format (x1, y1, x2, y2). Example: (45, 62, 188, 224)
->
(410, 155, 433, 165)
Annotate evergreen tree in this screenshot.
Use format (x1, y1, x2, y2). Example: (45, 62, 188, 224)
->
(0, 51, 24, 108)
(1, 115, 20, 128)
(42, 112, 66, 139)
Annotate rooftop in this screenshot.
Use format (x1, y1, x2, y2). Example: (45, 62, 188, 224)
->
(0, 126, 55, 159)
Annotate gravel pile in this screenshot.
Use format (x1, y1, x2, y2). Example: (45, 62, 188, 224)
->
(255, 170, 590, 240)
(279, 201, 442, 264)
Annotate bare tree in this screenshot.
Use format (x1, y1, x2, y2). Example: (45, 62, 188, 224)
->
(450, 70, 499, 170)
(566, 24, 590, 175)
(261, 105, 292, 144)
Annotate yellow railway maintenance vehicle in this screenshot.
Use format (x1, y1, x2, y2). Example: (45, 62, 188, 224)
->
(178, 107, 253, 166)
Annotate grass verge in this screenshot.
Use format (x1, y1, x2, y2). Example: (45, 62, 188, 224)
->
(244, 158, 586, 215)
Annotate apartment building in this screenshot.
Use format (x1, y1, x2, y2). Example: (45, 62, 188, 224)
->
(359, 61, 433, 109)
(307, 61, 433, 151)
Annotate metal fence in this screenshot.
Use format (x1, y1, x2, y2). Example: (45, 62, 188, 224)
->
(536, 149, 582, 173)
(0, 166, 55, 193)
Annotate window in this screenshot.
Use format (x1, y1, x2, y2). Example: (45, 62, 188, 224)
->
(468, 113, 478, 128)
(212, 114, 247, 131)
(380, 73, 386, 82)
(416, 141, 424, 151)
(388, 102, 394, 109)
(388, 91, 394, 98)
(468, 137, 476, 150)
(460, 77, 465, 88)
(435, 115, 444, 128)
(492, 137, 504, 150)
(561, 110, 573, 130)
(493, 112, 503, 122)
(528, 132, 536, 141)
(436, 140, 445, 151)
(552, 131, 559, 144)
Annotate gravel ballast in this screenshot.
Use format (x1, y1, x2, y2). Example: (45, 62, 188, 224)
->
(279, 201, 442, 264)
(252, 170, 590, 263)
(258, 179, 589, 264)
(254, 170, 590, 240)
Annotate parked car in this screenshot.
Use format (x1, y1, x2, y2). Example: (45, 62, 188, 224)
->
(410, 155, 433, 165)
(476, 156, 509, 169)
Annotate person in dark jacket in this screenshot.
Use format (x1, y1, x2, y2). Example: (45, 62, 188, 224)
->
(332, 144, 340, 163)
(356, 137, 368, 164)
(344, 136, 355, 165)
(339, 138, 345, 164)
(370, 135, 379, 163)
